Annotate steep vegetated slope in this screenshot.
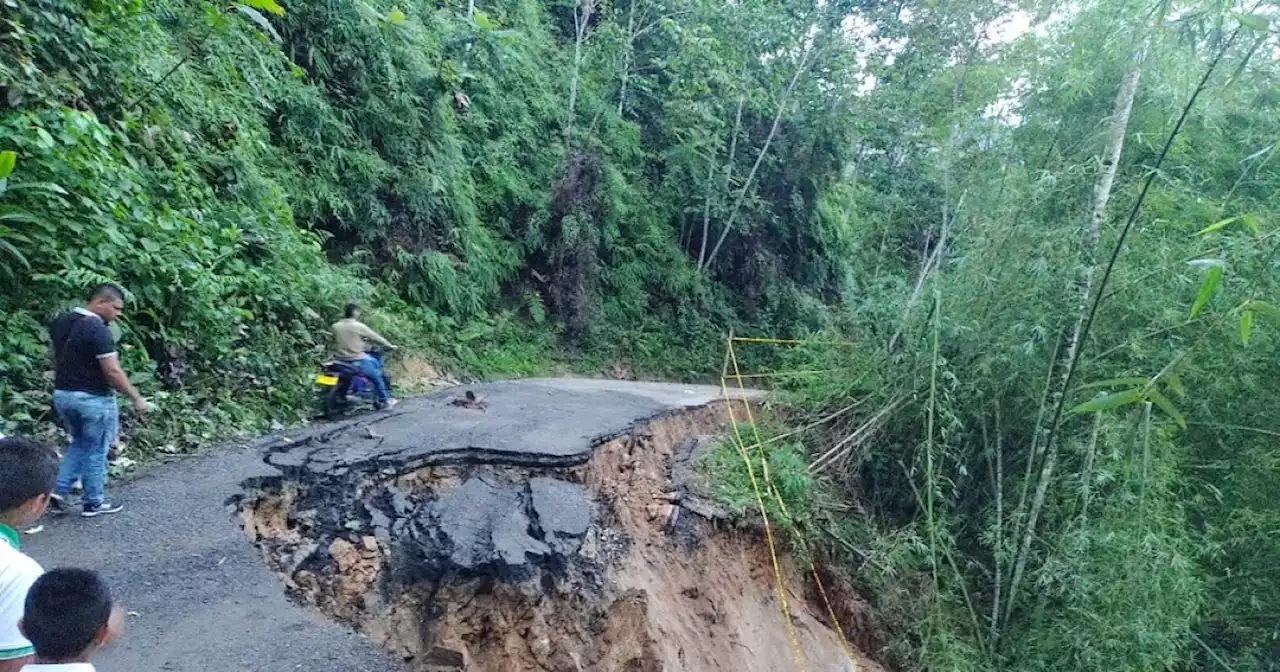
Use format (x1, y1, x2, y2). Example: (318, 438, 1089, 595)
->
(719, 2, 1280, 670)
(0, 0, 858, 452)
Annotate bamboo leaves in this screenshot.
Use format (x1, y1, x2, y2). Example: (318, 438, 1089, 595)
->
(1195, 213, 1258, 236)
(1195, 216, 1238, 235)
(472, 10, 497, 30)
(1070, 373, 1187, 429)
(1146, 390, 1186, 430)
(0, 151, 36, 278)
(233, 5, 282, 42)
(1237, 300, 1280, 345)
(1189, 263, 1223, 318)
(1071, 388, 1145, 414)
(238, 0, 284, 16)
(1237, 13, 1269, 32)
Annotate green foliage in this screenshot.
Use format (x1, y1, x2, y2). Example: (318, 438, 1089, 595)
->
(0, 0, 869, 446)
(1007, 420, 1201, 669)
(703, 0, 1280, 670)
(701, 424, 816, 539)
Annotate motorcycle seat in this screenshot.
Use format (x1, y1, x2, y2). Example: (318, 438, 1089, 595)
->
(323, 360, 364, 376)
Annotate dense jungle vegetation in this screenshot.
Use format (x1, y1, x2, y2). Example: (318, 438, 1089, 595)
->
(3, 0, 1280, 669)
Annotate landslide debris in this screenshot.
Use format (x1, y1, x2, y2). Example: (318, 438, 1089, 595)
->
(236, 388, 881, 671)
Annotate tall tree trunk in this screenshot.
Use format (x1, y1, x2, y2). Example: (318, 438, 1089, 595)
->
(566, 0, 597, 135)
(702, 46, 813, 271)
(617, 2, 684, 118)
(1004, 54, 1143, 629)
(696, 152, 718, 265)
(698, 96, 744, 269)
(617, 0, 637, 116)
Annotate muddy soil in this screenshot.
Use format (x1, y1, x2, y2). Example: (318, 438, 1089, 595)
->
(236, 401, 883, 671)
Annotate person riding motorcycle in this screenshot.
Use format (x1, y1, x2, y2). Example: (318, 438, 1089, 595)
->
(331, 303, 398, 410)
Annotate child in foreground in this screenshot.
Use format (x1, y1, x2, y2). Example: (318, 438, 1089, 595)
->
(20, 569, 123, 671)
(0, 437, 58, 671)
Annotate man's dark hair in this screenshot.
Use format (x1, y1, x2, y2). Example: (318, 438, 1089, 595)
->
(344, 302, 359, 319)
(23, 568, 113, 660)
(0, 436, 58, 512)
(87, 283, 124, 303)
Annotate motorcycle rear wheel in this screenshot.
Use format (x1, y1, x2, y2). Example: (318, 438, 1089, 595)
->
(320, 382, 349, 419)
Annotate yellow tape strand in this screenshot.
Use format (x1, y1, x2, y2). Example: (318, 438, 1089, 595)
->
(730, 336, 860, 347)
(810, 562, 859, 667)
(721, 368, 857, 379)
(724, 339, 809, 671)
(720, 337, 809, 671)
(726, 339, 859, 671)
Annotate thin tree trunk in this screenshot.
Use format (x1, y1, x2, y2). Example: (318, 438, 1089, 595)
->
(617, 4, 686, 118)
(698, 96, 744, 268)
(1067, 63, 1143, 374)
(724, 94, 745, 189)
(1078, 411, 1102, 522)
(839, 144, 864, 226)
(617, 0, 636, 116)
(1012, 330, 1062, 545)
(702, 46, 813, 270)
(887, 190, 963, 352)
(696, 152, 718, 266)
(468, 0, 475, 19)
(566, 0, 596, 135)
(1004, 52, 1143, 629)
(887, 40, 976, 351)
(989, 402, 1004, 645)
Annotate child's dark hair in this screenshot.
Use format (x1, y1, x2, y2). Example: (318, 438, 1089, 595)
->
(87, 283, 125, 303)
(0, 436, 58, 512)
(344, 302, 359, 318)
(23, 568, 113, 660)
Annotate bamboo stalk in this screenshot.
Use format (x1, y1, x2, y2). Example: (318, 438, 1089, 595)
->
(1006, 30, 1240, 630)
(989, 403, 1004, 644)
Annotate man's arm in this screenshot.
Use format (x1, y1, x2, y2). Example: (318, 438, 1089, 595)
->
(357, 322, 394, 349)
(91, 324, 148, 414)
(99, 356, 146, 412)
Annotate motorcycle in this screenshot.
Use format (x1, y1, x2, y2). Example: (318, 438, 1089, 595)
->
(314, 349, 393, 418)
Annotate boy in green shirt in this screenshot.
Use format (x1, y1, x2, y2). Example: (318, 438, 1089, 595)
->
(0, 437, 59, 671)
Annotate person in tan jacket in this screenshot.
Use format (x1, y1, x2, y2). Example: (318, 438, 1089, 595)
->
(331, 303, 398, 409)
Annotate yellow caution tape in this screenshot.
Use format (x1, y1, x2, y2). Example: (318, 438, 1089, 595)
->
(721, 334, 859, 671)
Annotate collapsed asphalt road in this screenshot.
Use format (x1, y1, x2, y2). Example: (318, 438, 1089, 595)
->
(261, 378, 714, 475)
(21, 378, 748, 672)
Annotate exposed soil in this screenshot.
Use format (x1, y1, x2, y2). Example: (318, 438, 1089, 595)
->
(236, 401, 883, 671)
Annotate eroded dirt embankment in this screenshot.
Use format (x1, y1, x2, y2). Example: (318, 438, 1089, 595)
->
(236, 398, 882, 671)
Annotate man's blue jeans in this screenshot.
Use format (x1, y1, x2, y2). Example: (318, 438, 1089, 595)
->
(52, 390, 117, 506)
(347, 354, 390, 402)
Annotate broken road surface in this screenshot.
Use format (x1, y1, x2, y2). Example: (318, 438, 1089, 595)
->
(262, 378, 758, 475)
(21, 378, 754, 672)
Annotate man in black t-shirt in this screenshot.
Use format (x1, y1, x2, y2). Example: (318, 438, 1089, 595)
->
(49, 284, 149, 518)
